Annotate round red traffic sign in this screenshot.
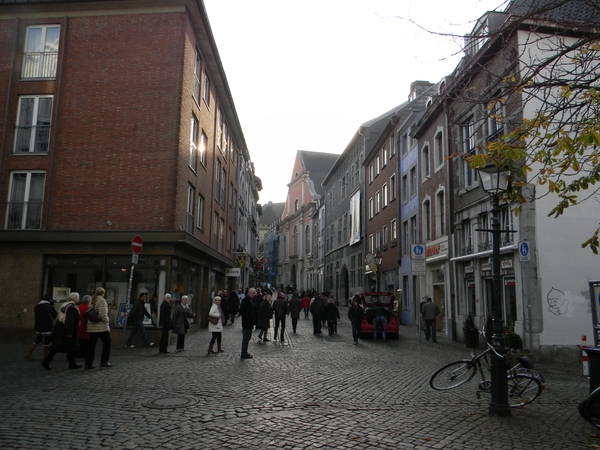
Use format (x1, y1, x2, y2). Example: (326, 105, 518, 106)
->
(131, 235, 143, 254)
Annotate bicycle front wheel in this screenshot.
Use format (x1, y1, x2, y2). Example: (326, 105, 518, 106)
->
(506, 374, 542, 407)
(584, 387, 600, 428)
(430, 360, 477, 390)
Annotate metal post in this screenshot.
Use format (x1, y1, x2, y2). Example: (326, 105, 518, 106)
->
(525, 260, 533, 350)
(120, 264, 135, 348)
(489, 194, 511, 416)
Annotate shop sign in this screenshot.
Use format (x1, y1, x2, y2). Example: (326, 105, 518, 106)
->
(226, 268, 241, 277)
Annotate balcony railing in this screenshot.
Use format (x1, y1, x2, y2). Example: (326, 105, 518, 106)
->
(22, 52, 58, 79)
(6, 201, 42, 229)
(14, 125, 50, 153)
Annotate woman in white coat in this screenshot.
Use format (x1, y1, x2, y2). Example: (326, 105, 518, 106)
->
(207, 296, 225, 354)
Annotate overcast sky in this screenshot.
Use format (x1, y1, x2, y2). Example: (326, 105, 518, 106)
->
(203, 0, 507, 205)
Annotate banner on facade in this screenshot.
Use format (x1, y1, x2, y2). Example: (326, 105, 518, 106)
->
(349, 191, 360, 245)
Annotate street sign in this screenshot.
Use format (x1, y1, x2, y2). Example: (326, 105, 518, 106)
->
(132, 254, 139, 264)
(519, 241, 530, 262)
(411, 244, 425, 260)
(131, 235, 143, 254)
(412, 260, 426, 276)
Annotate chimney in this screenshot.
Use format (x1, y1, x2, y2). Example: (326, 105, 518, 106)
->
(409, 80, 434, 101)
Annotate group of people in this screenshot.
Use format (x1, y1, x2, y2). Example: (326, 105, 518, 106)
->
(27, 288, 114, 370)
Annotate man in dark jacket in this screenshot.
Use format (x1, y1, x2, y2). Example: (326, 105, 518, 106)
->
(239, 288, 257, 359)
(272, 292, 289, 342)
(158, 293, 173, 353)
(310, 294, 325, 335)
(25, 294, 57, 361)
(125, 293, 154, 348)
(422, 297, 441, 342)
(348, 298, 364, 345)
(42, 292, 81, 370)
(228, 290, 240, 324)
(288, 292, 303, 333)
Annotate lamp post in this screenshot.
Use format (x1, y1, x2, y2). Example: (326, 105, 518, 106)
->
(477, 163, 511, 417)
(335, 261, 340, 301)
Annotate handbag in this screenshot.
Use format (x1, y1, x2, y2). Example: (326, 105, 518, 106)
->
(207, 316, 219, 324)
(86, 305, 101, 323)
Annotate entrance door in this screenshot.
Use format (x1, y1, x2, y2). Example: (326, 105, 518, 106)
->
(433, 284, 445, 332)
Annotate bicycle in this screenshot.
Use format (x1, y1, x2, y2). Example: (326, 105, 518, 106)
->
(429, 332, 545, 408)
(579, 385, 600, 428)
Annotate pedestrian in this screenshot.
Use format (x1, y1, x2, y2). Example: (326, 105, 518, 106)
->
(125, 292, 155, 348)
(310, 294, 325, 335)
(172, 295, 196, 352)
(239, 287, 257, 359)
(25, 294, 57, 361)
(301, 291, 311, 319)
(257, 294, 273, 342)
(42, 292, 81, 370)
(272, 291, 289, 343)
(348, 298, 364, 345)
(422, 296, 441, 342)
(158, 293, 173, 353)
(228, 289, 240, 324)
(372, 300, 388, 342)
(207, 296, 225, 354)
(77, 295, 91, 359)
(320, 295, 328, 328)
(85, 287, 113, 369)
(324, 297, 340, 336)
(220, 289, 230, 325)
(288, 291, 302, 333)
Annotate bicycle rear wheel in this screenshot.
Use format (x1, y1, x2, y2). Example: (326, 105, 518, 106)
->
(430, 360, 477, 390)
(506, 374, 542, 407)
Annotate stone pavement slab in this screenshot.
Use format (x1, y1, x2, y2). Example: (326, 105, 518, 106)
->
(0, 315, 595, 449)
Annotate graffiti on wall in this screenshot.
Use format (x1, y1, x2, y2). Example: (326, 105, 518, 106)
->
(547, 287, 569, 316)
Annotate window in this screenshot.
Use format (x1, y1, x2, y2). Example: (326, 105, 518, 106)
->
(421, 145, 430, 179)
(375, 191, 380, 215)
(6, 171, 45, 229)
(197, 195, 204, 230)
(382, 183, 388, 208)
(369, 234, 374, 254)
(221, 169, 226, 206)
(294, 199, 299, 212)
(410, 216, 417, 246)
(350, 255, 356, 288)
(354, 160, 359, 187)
(401, 133, 408, 157)
(488, 98, 505, 141)
(376, 156, 380, 176)
(199, 131, 207, 166)
(382, 144, 388, 167)
(390, 174, 396, 201)
(423, 199, 431, 242)
(212, 213, 218, 247)
(391, 219, 397, 245)
(22, 25, 60, 79)
(293, 226, 298, 255)
(382, 225, 388, 250)
(501, 206, 514, 246)
(305, 225, 310, 254)
(402, 174, 408, 203)
(189, 116, 198, 170)
(351, 163, 356, 188)
(390, 133, 396, 157)
(343, 214, 348, 243)
(463, 116, 477, 187)
(14, 96, 52, 153)
(337, 218, 342, 245)
(219, 218, 225, 252)
(402, 220, 409, 255)
(436, 190, 445, 236)
(369, 163, 374, 184)
(215, 160, 221, 203)
(410, 167, 417, 198)
(376, 230, 381, 251)
(369, 197, 374, 219)
(193, 51, 201, 103)
(434, 130, 444, 169)
(186, 186, 194, 232)
(202, 71, 210, 106)
(216, 107, 223, 152)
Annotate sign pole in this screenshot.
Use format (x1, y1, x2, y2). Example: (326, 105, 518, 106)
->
(120, 235, 143, 348)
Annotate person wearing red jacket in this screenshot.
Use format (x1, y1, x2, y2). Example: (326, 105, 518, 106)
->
(77, 295, 91, 358)
(301, 292, 311, 319)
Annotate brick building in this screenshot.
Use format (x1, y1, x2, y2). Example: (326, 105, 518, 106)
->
(0, 0, 259, 343)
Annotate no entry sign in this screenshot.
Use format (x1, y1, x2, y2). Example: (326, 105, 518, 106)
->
(131, 235, 143, 254)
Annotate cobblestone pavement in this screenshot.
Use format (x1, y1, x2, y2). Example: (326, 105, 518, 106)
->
(0, 312, 596, 450)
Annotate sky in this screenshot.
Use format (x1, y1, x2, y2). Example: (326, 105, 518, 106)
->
(203, 0, 507, 205)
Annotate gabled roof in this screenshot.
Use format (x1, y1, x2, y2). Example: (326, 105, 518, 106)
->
(298, 150, 339, 198)
(506, 0, 600, 26)
(260, 202, 285, 226)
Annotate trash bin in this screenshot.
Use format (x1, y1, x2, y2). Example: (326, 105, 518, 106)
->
(585, 347, 600, 393)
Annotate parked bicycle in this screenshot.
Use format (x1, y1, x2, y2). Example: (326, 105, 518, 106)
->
(429, 332, 545, 408)
(579, 385, 600, 428)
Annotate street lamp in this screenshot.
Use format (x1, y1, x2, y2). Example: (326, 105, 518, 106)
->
(374, 252, 382, 291)
(477, 163, 511, 417)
